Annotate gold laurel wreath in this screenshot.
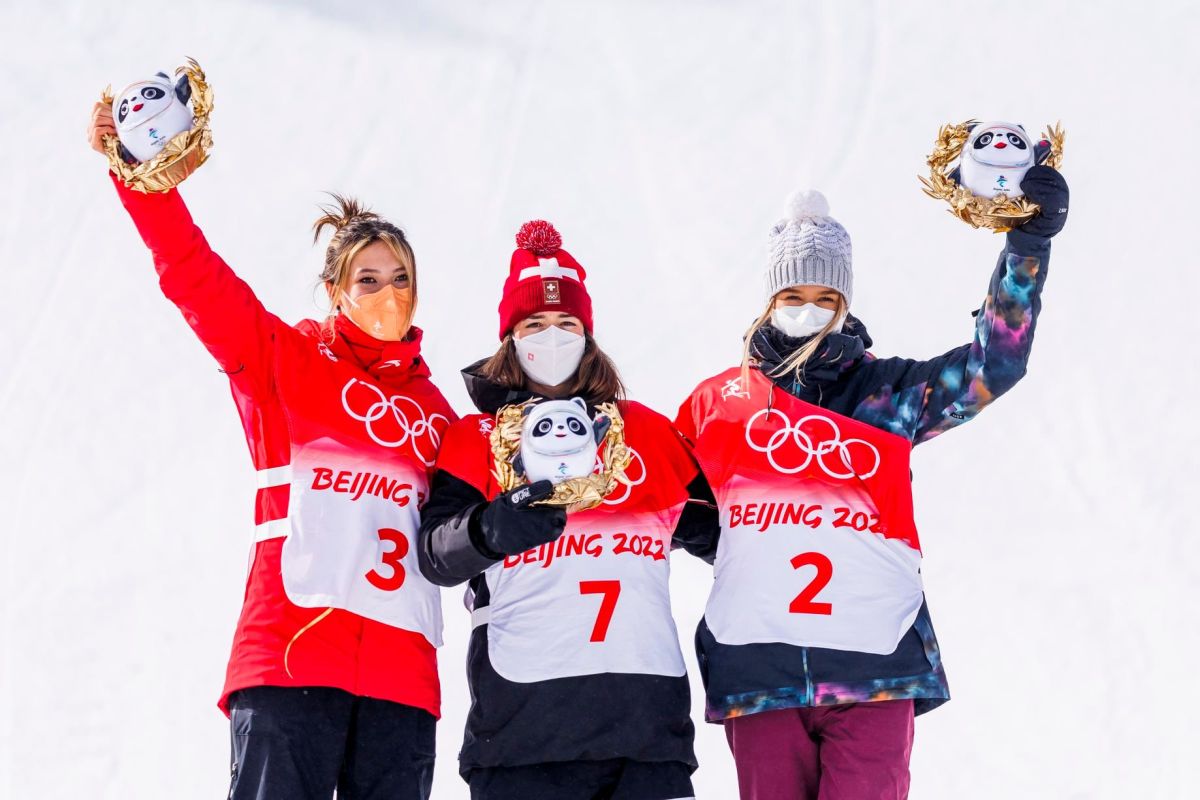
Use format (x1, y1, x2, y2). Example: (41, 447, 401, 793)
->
(919, 120, 1064, 232)
(101, 57, 214, 194)
(490, 400, 634, 512)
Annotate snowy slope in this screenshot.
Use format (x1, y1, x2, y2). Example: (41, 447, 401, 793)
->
(1, 1, 1197, 797)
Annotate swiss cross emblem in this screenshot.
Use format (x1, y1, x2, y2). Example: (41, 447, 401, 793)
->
(543, 279, 561, 304)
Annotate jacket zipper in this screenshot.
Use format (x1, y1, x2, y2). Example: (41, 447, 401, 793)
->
(802, 647, 813, 705)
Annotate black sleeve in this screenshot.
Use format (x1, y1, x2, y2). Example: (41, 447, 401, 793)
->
(671, 471, 721, 564)
(417, 470, 502, 587)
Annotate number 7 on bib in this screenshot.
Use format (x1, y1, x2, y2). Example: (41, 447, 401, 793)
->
(579, 580, 621, 642)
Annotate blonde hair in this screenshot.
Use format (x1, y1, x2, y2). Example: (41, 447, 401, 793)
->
(740, 294, 850, 386)
(312, 194, 416, 314)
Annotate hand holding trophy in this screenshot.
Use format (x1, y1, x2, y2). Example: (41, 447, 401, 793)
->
(92, 58, 214, 193)
(490, 398, 633, 513)
(920, 119, 1064, 232)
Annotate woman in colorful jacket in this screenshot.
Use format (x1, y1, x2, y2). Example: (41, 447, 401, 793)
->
(89, 102, 455, 799)
(418, 221, 718, 800)
(675, 167, 1068, 800)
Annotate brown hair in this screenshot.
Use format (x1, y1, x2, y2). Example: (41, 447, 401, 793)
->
(479, 333, 626, 404)
(312, 194, 416, 313)
(740, 294, 850, 385)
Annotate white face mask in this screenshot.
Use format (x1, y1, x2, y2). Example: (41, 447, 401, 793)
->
(513, 325, 586, 387)
(771, 303, 844, 338)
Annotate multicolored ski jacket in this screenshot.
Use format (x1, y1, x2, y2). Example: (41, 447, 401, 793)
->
(675, 232, 1050, 722)
(112, 175, 455, 718)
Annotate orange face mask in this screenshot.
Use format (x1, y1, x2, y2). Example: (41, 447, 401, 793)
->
(338, 286, 414, 341)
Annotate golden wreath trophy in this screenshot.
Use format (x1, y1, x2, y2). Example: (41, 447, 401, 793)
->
(920, 120, 1064, 232)
(490, 398, 634, 512)
(100, 57, 213, 193)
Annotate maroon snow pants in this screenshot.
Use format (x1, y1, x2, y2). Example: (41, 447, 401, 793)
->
(724, 700, 914, 800)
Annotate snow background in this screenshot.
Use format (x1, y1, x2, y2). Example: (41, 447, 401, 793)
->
(2, 0, 1197, 797)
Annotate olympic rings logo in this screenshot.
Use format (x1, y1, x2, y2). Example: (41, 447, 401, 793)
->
(745, 409, 880, 480)
(601, 446, 647, 506)
(341, 379, 449, 466)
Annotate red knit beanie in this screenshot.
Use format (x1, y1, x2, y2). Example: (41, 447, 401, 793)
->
(497, 220, 594, 339)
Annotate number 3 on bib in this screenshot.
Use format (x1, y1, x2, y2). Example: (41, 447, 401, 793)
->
(579, 580, 621, 642)
(366, 527, 408, 591)
(790, 552, 833, 615)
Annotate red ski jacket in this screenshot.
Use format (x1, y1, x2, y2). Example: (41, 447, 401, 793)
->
(112, 175, 456, 718)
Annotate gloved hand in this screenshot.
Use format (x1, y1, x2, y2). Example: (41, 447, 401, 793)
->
(477, 480, 567, 557)
(1016, 165, 1069, 240)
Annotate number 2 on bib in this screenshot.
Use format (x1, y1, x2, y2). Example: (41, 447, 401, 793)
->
(579, 580, 621, 642)
(366, 527, 408, 591)
(789, 552, 833, 615)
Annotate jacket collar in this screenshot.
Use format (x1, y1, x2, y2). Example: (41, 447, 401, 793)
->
(459, 357, 622, 415)
(460, 359, 537, 414)
(297, 316, 431, 384)
(749, 315, 872, 401)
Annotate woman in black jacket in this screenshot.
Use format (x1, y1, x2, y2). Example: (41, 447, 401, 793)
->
(419, 220, 717, 800)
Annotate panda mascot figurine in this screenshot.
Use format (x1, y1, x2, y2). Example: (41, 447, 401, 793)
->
(514, 398, 611, 485)
(956, 121, 1051, 199)
(111, 72, 194, 164)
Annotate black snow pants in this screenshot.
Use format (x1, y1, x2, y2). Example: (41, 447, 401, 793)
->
(467, 758, 695, 800)
(227, 686, 435, 800)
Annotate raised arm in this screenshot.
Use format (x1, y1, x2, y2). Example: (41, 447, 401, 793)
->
(857, 166, 1068, 445)
(111, 177, 282, 394)
(91, 101, 282, 397)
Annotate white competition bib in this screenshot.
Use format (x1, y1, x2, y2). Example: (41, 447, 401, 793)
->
(690, 376, 929, 657)
(479, 517, 686, 683)
(281, 440, 443, 646)
(705, 477, 923, 655)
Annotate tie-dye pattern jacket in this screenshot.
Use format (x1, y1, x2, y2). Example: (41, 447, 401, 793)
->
(675, 229, 1051, 721)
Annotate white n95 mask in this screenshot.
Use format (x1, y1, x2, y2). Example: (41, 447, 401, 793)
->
(772, 303, 843, 338)
(513, 326, 586, 387)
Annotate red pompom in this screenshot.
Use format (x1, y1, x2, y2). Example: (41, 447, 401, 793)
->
(515, 220, 563, 257)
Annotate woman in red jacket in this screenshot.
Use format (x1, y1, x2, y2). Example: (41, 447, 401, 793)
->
(89, 102, 455, 800)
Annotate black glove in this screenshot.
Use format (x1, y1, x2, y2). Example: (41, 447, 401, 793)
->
(476, 480, 567, 557)
(1015, 165, 1069, 240)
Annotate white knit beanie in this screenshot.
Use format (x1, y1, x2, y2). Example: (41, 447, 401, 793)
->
(765, 190, 853, 306)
